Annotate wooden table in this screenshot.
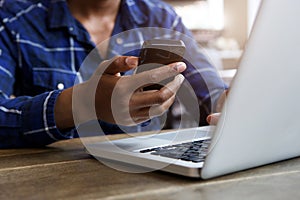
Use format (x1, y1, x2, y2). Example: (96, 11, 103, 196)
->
(1, 134, 300, 200)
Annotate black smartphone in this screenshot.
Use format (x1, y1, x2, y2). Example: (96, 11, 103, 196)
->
(136, 39, 186, 90)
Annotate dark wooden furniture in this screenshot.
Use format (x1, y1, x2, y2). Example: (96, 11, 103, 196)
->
(1, 134, 300, 199)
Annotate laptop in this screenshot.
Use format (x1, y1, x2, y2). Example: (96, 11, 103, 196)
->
(84, 0, 300, 179)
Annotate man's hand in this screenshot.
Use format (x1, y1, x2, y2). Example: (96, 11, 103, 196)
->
(54, 56, 186, 130)
(206, 113, 221, 125)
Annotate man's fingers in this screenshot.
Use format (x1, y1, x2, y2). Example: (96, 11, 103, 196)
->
(131, 62, 186, 88)
(162, 74, 185, 95)
(131, 95, 176, 122)
(129, 74, 185, 124)
(149, 94, 176, 118)
(130, 74, 185, 108)
(207, 113, 221, 125)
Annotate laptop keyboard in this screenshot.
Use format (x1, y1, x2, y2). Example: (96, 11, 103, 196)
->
(140, 139, 211, 163)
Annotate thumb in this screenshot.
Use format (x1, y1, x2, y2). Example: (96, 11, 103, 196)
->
(104, 56, 139, 75)
(93, 56, 139, 76)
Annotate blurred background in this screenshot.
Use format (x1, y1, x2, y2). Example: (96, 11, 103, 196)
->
(165, 0, 262, 84)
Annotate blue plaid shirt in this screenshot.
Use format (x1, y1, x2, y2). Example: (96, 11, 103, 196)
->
(0, 0, 226, 148)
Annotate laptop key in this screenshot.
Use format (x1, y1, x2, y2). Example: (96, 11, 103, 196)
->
(140, 139, 211, 163)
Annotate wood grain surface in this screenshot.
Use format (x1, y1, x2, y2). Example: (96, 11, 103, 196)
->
(1, 134, 300, 200)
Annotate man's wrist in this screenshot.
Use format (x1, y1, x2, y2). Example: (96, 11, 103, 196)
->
(216, 90, 229, 112)
(54, 87, 74, 130)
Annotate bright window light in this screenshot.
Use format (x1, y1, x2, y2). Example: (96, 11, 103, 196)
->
(172, 0, 224, 30)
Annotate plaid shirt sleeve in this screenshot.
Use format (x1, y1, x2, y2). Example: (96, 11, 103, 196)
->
(0, 11, 75, 148)
(0, 91, 75, 148)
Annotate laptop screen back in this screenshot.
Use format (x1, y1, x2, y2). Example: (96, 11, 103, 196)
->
(201, 0, 300, 179)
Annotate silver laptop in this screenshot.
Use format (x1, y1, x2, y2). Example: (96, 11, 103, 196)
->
(85, 0, 300, 179)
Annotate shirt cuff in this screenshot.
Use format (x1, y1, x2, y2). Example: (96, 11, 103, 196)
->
(21, 90, 76, 146)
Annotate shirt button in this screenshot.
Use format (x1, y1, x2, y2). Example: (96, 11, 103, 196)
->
(116, 37, 123, 45)
(57, 83, 65, 90)
(69, 27, 74, 32)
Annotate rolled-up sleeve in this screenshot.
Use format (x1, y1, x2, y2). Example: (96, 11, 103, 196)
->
(0, 91, 75, 148)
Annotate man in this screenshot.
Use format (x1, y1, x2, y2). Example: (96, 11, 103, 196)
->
(0, 0, 226, 148)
